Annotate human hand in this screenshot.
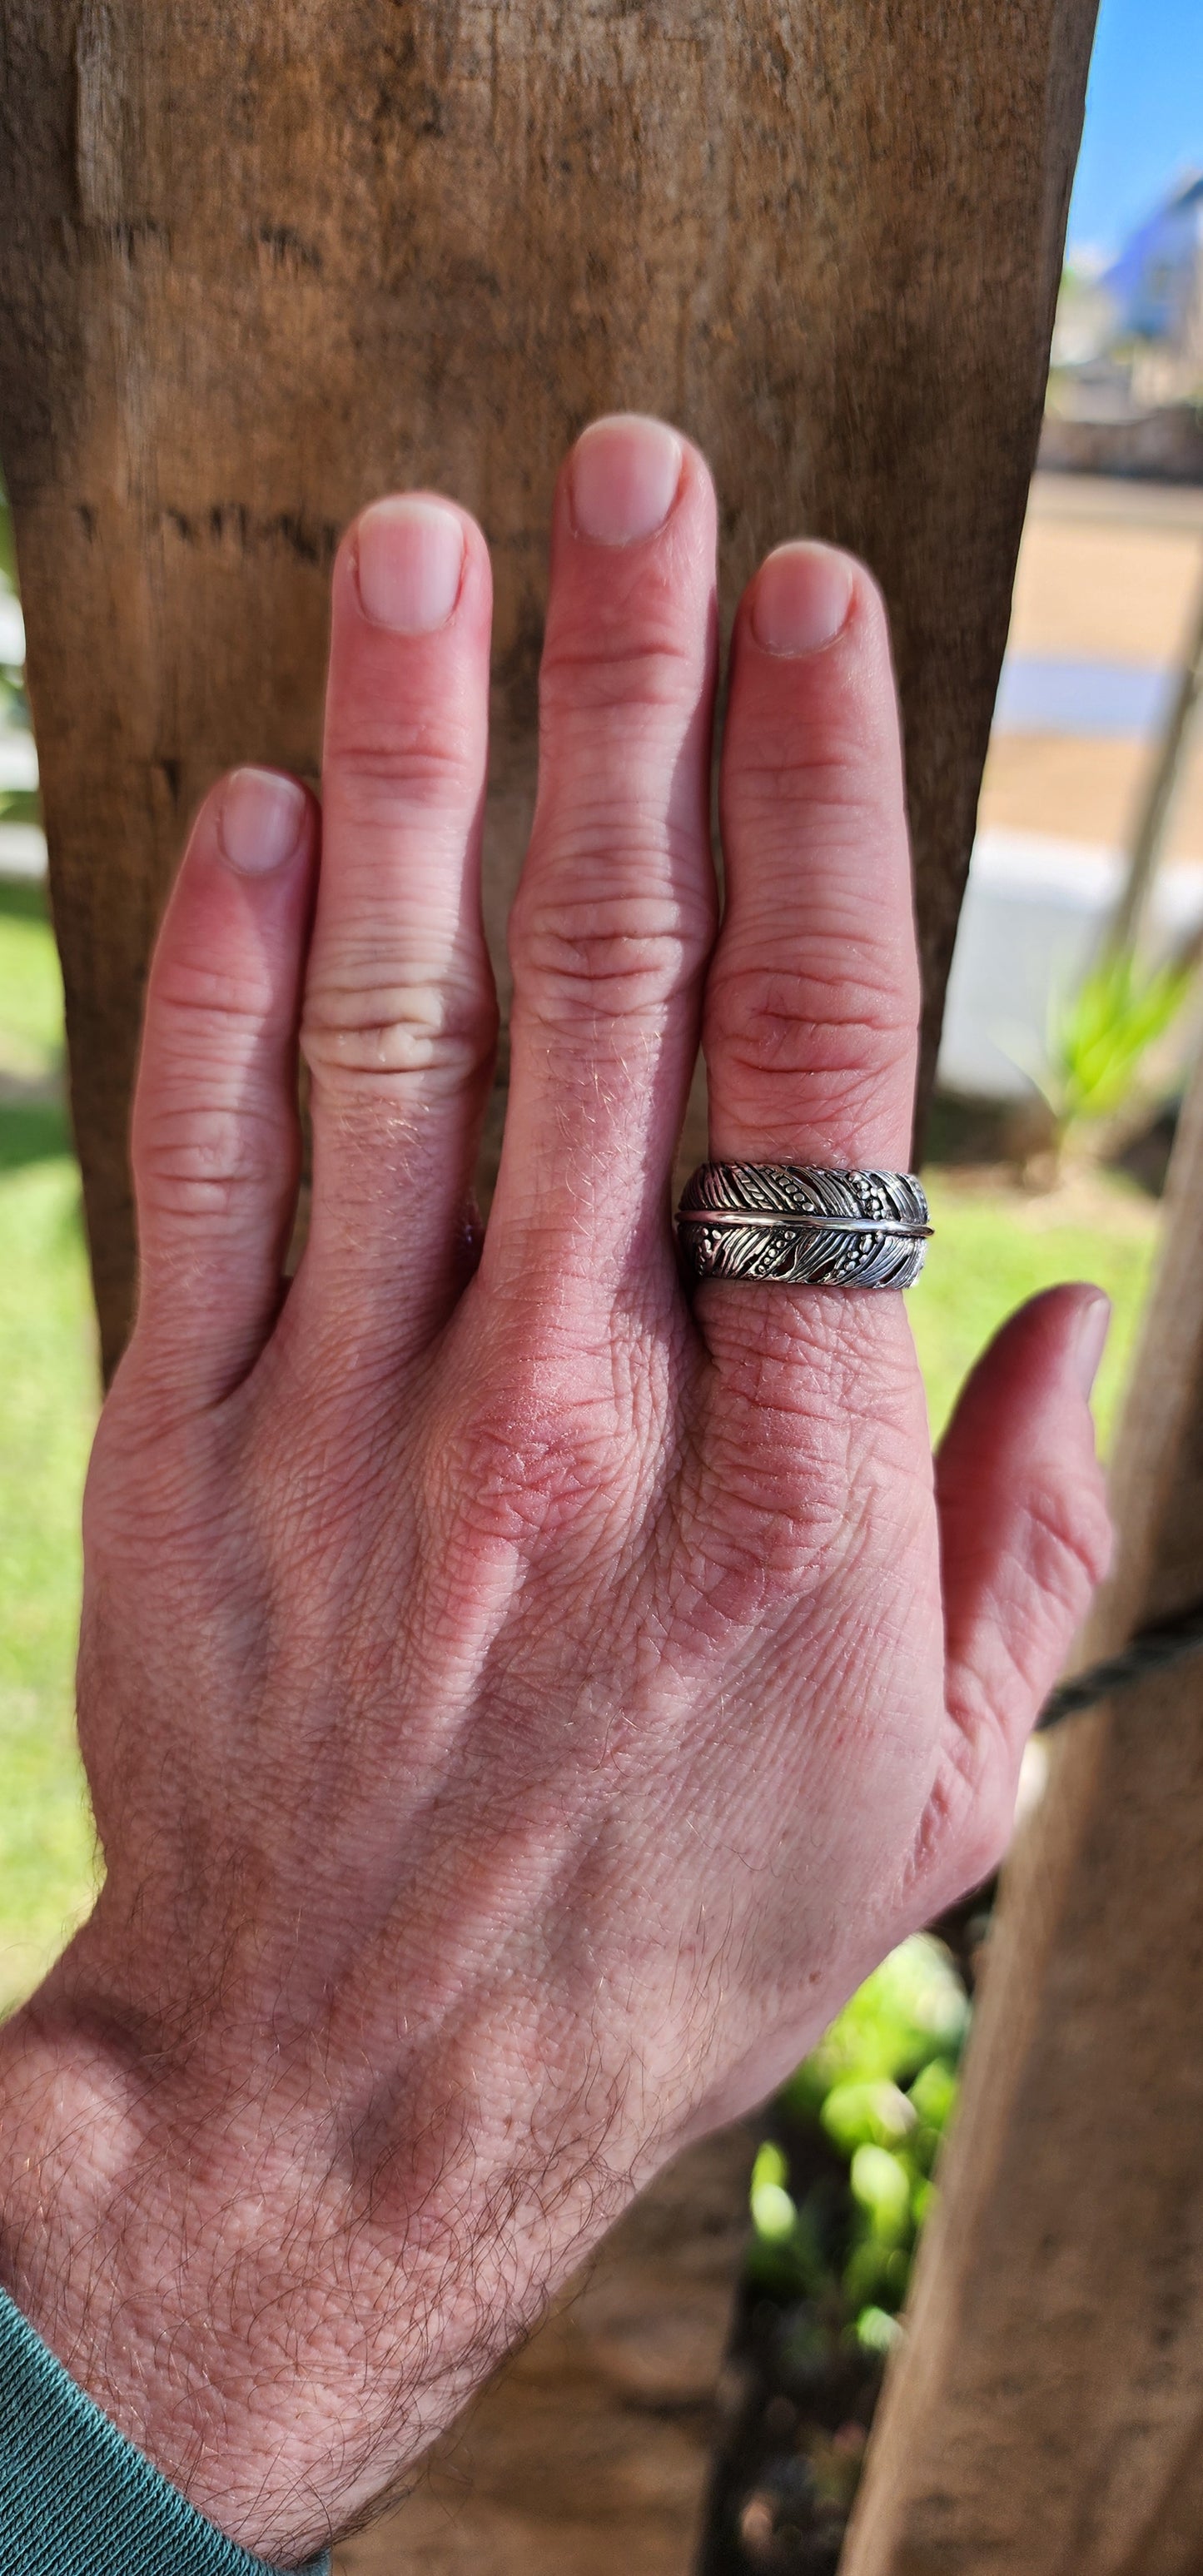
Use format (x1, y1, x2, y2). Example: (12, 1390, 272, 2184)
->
(0, 416, 1110, 2559)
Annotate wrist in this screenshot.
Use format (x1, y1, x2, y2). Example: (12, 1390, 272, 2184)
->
(0, 1983, 367, 2558)
(0, 1990, 217, 2468)
(0, 1960, 621, 2561)
(0, 2275, 332, 2575)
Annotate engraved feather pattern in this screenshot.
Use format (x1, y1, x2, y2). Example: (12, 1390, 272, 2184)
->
(676, 1165, 930, 1289)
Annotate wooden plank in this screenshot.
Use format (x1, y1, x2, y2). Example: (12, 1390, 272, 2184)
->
(843, 1047, 1203, 2576)
(0, 0, 1096, 1374)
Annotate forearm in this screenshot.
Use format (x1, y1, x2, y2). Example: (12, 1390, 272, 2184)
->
(0, 1963, 624, 2562)
(0, 1987, 396, 2559)
(0, 2273, 332, 2575)
(0, 1995, 270, 2524)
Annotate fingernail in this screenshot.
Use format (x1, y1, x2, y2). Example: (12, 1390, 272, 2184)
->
(218, 768, 308, 876)
(355, 497, 465, 633)
(1074, 1292, 1111, 1398)
(751, 542, 855, 655)
(570, 415, 683, 545)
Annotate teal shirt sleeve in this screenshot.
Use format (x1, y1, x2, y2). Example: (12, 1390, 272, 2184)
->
(0, 2285, 331, 2575)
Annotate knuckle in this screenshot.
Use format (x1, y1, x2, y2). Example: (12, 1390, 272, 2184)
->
(152, 957, 279, 1032)
(1020, 1475, 1113, 1624)
(302, 953, 496, 1092)
(430, 1379, 617, 1555)
(137, 1102, 280, 1221)
(696, 1421, 849, 1579)
(510, 868, 712, 1024)
(704, 954, 916, 1085)
(326, 710, 480, 821)
(540, 620, 702, 722)
(732, 736, 877, 817)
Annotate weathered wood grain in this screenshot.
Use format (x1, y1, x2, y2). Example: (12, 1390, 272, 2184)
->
(843, 1049, 1203, 2576)
(1, 0, 1095, 1373)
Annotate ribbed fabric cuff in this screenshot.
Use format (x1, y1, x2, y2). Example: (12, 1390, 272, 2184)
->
(0, 2285, 331, 2575)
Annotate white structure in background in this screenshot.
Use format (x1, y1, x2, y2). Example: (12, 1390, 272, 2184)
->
(0, 589, 46, 879)
(0, 594, 23, 667)
(937, 829, 1203, 1102)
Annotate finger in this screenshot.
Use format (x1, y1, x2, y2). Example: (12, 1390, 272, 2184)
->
(295, 495, 497, 1367)
(706, 542, 919, 1174)
(127, 767, 317, 1410)
(922, 1285, 1114, 1902)
(692, 545, 922, 1393)
(485, 415, 718, 1317)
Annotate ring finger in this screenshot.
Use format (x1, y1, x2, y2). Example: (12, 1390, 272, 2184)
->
(698, 542, 921, 1367)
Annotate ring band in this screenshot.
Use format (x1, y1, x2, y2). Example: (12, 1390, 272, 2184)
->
(676, 1164, 932, 1288)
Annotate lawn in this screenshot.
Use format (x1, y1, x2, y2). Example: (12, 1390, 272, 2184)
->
(0, 883, 99, 2012)
(0, 882, 1165, 2014)
(910, 1163, 1158, 1450)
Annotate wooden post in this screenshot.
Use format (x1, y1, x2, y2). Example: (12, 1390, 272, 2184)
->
(0, 0, 1096, 1375)
(0, 5, 1097, 2569)
(843, 1044, 1203, 2576)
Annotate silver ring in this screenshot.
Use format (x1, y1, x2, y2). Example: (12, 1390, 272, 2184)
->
(676, 1164, 932, 1288)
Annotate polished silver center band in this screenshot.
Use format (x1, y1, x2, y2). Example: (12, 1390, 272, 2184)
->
(676, 1164, 932, 1289)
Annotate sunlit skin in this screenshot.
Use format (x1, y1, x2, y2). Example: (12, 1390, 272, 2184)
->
(0, 418, 1110, 2561)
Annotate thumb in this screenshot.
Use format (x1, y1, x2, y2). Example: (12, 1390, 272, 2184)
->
(922, 1284, 1114, 1903)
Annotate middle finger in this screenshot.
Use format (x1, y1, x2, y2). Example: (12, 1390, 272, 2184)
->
(485, 415, 718, 1324)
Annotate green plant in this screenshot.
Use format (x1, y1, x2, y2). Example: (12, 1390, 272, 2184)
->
(0, 789, 41, 829)
(1038, 947, 1195, 1151)
(747, 1935, 969, 2346)
(0, 886, 97, 2014)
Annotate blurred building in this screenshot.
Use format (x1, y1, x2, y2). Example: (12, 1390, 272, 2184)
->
(1044, 177, 1203, 475)
(1106, 173, 1203, 386)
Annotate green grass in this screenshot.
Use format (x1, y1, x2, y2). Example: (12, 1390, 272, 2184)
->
(0, 882, 1167, 2014)
(0, 883, 99, 2011)
(911, 1168, 1159, 1451)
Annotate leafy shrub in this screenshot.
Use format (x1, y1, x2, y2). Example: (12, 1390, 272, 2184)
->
(1038, 948, 1195, 1149)
(747, 1935, 969, 2349)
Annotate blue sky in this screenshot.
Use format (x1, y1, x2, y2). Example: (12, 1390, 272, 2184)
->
(1067, 0, 1203, 261)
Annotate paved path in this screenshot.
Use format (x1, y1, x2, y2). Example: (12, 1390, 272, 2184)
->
(981, 470, 1203, 862)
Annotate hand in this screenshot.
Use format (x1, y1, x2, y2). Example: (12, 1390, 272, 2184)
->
(0, 415, 1110, 2560)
